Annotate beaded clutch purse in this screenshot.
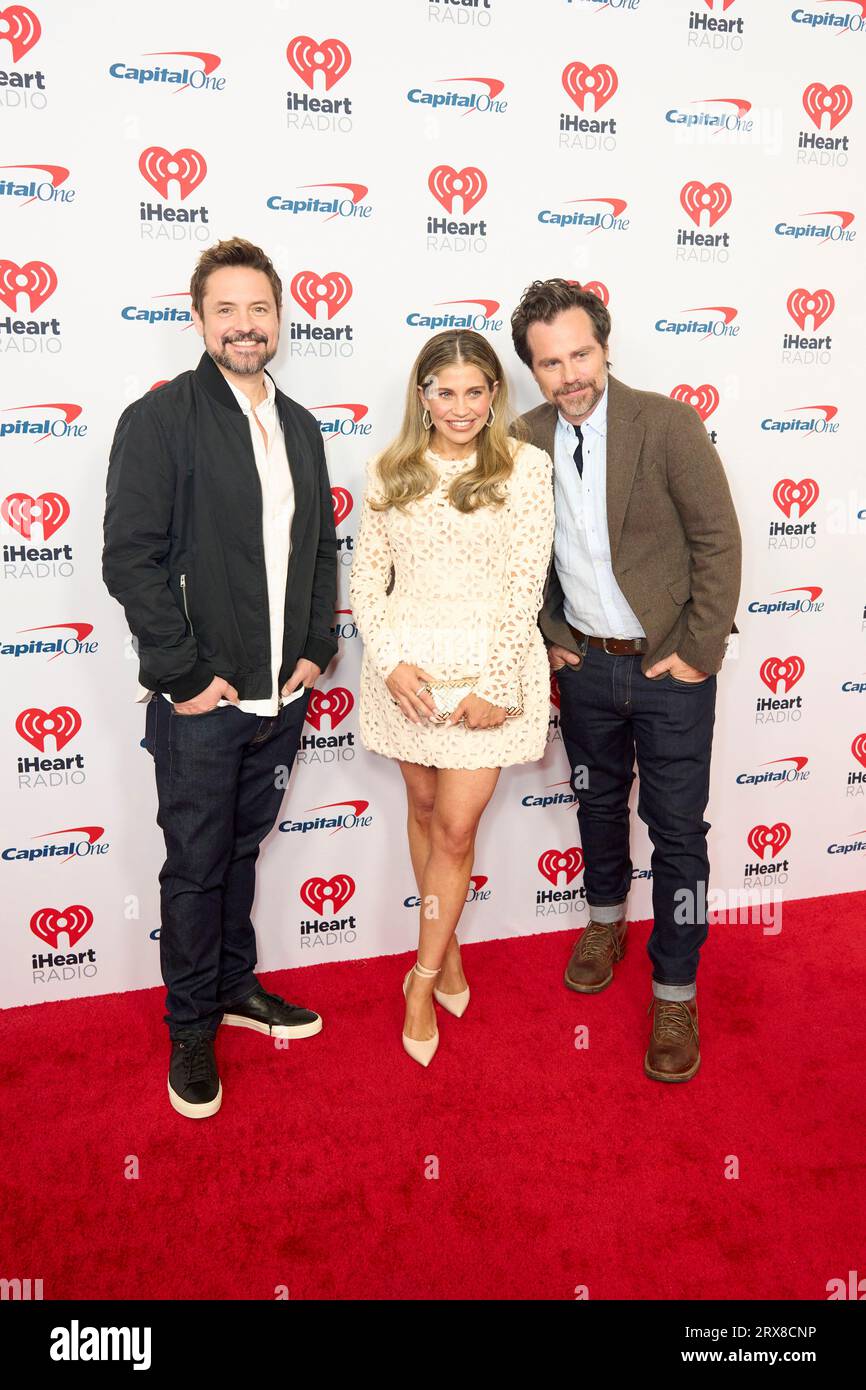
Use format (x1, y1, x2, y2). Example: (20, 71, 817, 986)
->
(417, 675, 524, 723)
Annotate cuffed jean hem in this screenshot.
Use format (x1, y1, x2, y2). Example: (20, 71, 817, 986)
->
(652, 980, 697, 1002)
(586, 901, 626, 924)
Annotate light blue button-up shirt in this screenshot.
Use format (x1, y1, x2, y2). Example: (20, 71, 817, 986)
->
(553, 386, 645, 639)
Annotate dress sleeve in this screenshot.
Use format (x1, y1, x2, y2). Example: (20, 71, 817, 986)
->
(474, 443, 555, 708)
(348, 458, 403, 682)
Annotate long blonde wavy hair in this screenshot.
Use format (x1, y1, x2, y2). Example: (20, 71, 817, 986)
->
(370, 329, 523, 513)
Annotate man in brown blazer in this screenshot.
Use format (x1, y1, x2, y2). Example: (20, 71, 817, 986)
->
(512, 278, 741, 1082)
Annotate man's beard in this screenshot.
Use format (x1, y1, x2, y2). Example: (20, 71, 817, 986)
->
(209, 334, 276, 376)
(555, 376, 605, 422)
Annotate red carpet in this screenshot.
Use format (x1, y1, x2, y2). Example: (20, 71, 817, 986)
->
(2, 892, 864, 1301)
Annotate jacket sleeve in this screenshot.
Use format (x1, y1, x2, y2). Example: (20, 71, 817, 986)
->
(102, 398, 212, 702)
(474, 443, 555, 707)
(301, 427, 339, 672)
(348, 458, 403, 681)
(664, 401, 742, 675)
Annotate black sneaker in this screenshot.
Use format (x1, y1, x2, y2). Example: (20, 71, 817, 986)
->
(168, 1031, 222, 1118)
(221, 985, 323, 1040)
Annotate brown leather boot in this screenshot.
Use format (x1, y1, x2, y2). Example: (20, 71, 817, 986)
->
(564, 919, 627, 993)
(644, 996, 700, 1082)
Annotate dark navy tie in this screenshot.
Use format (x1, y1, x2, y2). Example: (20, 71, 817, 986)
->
(572, 423, 584, 478)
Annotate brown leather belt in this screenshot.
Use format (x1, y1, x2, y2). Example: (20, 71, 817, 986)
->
(567, 622, 647, 656)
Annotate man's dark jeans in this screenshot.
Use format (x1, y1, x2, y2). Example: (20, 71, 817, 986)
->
(555, 644, 716, 987)
(144, 691, 309, 1038)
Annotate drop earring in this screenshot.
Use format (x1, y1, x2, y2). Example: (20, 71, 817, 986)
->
(422, 409, 432, 429)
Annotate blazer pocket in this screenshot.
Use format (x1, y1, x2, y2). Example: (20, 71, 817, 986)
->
(668, 577, 691, 605)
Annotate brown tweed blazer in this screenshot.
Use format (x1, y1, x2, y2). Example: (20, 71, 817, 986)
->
(517, 374, 741, 675)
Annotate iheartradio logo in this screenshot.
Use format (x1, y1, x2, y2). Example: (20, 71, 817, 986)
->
(0, 4, 40, 61)
(305, 687, 353, 730)
(787, 288, 834, 332)
(680, 180, 732, 228)
(139, 147, 207, 201)
(747, 823, 791, 861)
(2, 491, 69, 538)
(16, 705, 81, 751)
(852, 733, 866, 770)
(759, 657, 804, 695)
(703, 0, 737, 9)
(772, 478, 819, 519)
(581, 279, 609, 306)
(670, 383, 719, 422)
(30, 904, 93, 949)
(290, 270, 352, 320)
(561, 62, 618, 112)
(802, 83, 852, 131)
(428, 165, 487, 215)
(331, 487, 353, 527)
(0, 259, 56, 313)
(299, 874, 355, 914)
(286, 36, 351, 91)
(537, 847, 584, 886)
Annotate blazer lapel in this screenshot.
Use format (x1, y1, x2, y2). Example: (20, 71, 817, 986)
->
(605, 374, 644, 565)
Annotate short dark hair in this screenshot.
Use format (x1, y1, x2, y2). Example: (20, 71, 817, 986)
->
(511, 278, 611, 368)
(190, 237, 283, 316)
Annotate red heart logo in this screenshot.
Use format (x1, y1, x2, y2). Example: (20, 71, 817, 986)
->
(305, 687, 354, 731)
(139, 147, 207, 201)
(299, 875, 355, 914)
(786, 288, 834, 331)
(747, 824, 791, 861)
(759, 657, 805, 695)
(16, 706, 81, 751)
(30, 904, 93, 949)
(537, 847, 584, 886)
(2, 491, 69, 539)
(331, 487, 353, 527)
(290, 270, 353, 320)
(680, 180, 732, 228)
(772, 478, 819, 519)
(670, 383, 719, 422)
(428, 165, 487, 214)
(561, 62, 618, 112)
(581, 279, 609, 307)
(802, 82, 852, 131)
(0, 258, 56, 313)
(286, 35, 351, 91)
(852, 733, 866, 769)
(0, 5, 41, 62)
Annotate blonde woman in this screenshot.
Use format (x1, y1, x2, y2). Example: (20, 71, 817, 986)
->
(349, 330, 554, 1066)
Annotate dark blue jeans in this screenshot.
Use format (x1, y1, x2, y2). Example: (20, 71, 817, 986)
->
(144, 692, 309, 1038)
(555, 644, 716, 988)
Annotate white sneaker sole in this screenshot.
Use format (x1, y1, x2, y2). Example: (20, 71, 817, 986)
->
(221, 1013, 323, 1040)
(168, 1077, 223, 1119)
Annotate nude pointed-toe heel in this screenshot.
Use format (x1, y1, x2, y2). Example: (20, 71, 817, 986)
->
(433, 984, 470, 1018)
(402, 961, 440, 1067)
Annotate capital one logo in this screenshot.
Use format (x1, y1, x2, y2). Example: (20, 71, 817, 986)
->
(299, 874, 355, 914)
(670, 383, 719, 421)
(772, 478, 819, 518)
(138, 147, 207, 200)
(16, 705, 81, 750)
(561, 62, 618, 112)
(428, 165, 487, 215)
(537, 847, 584, 886)
(852, 733, 866, 769)
(331, 487, 353, 526)
(760, 657, 805, 695)
(30, 903, 93, 949)
(0, 259, 56, 313)
(290, 270, 352, 320)
(306, 686, 353, 730)
(787, 288, 834, 333)
(286, 35, 351, 90)
(2, 491, 69, 537)
(747, 823, 791, 860)
(0, 5, 40, 61)
(802, 83, 853, 131)
(680, 180, 732, 228)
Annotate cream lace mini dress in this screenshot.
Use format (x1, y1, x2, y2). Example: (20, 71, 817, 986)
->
(349, 437, 555, 770)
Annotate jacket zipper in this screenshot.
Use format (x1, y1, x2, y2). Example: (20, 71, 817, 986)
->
(180, 573, 195, 636)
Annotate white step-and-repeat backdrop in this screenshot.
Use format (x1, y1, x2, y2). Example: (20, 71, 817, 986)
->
(2, 0, 864, 1008)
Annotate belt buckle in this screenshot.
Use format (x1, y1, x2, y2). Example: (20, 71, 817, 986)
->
(602, 637, 618, 655)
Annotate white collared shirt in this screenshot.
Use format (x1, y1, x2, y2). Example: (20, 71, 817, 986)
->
(552, 385, 645, 639)
(136, 370, 304, 716)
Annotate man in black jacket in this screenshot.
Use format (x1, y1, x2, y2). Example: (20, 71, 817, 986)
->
(104, 238, 338, 1119)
